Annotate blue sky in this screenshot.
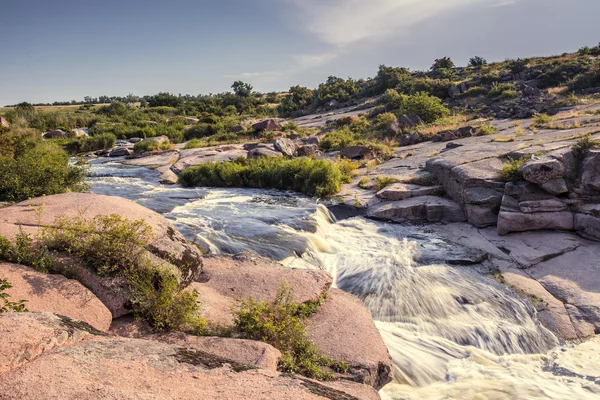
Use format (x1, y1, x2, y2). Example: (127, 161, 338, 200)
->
(1, 0, 599, 105)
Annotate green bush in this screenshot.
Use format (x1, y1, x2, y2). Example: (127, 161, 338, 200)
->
(0, 278, 28, 313)
(40, 214, 205, 332)
(431, 57, 455, 71)
(319, 127, 358, 152)
(0, 231, 56, 273)
(373, 176, 397, 191)
(489, 82, 517, 97)
(133, 140, 173, 154)
(469, 56, 487, 68)
(533, 114, 552, 127)
(401, 92, 450, 123)
(64, 133, 116, 154)
(0, 131, 88, 202)
(572, 134, 600, 159)
(233, 286, 346, 380)
(179, 157, 354, 197)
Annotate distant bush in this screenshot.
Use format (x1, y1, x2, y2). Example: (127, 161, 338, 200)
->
(489, 82, 517, 98)
(572, 134, 600, 159)
(234, 285, 346, 380)
(185, 123, 224, 140)
(0, 130, 88, 202)
(458, 86, 488, 97)
(469, 56, 487, 68)
(133, 140, 174, 154)
(373, 176, 397, 191)
(533, 114, 552, 127)
(509, 58, 528, 75)
(500, 89, 519, 99)
(64, 133, 116, 154)
(401, 92, 450, 123)
(179, 157, 355, 197)
(144, 106, 178, 115)
(431, 57, 455, 71)
(314, 76, 360, 106)
(373, 65, 411, 94)
(319, 127, 358, 152)
(570, 61, 600, 91)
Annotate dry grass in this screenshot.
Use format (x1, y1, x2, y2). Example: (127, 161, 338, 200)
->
(0, 104, 111, 114)
(548, 86, 569, 95)
(416, 114, 471, 138)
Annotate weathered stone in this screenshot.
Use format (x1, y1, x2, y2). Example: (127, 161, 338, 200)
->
(306, 289, 393, 390)
(109, 147, 133, 157)
(273, 138, 297, 157)
(519, 158, 565, 185)
(297, 144, 320, 157)
(376, 184, 443, 201)
(110, 317, 281, 371)
(341, 146, 374, 160)
(518, 198, 567, 213)
(185, 118, 199, 125)
(0, 116, 9, 128)
(497, 211, 573, 235)
(397, 114, 423, 129)
(368, 196, 467, 223)
(252, 119, 281, 132)
(172, 145, 247, 173)
(582, 150, 600, 193)
(575, 213, 600, 241)
(301, 136, 320, 145)
(540, 178, 569, 195)
(0, 263, 112, 331)
(42, 129, 67, 139)
(0, 312, 104, 374)
(229, 125, 246, 133)
(247, 145, 281, 159)
(0, 335, 379, 400)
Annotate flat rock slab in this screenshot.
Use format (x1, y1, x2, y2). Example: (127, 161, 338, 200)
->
(479, 229, 582, 269)
(0, 335, 379, 400)
(122, 150, 180, 167)
(306, 289, 393, 390)
(368, 196, 466, 223)
(0, 263, 112, 331)
(0, 312, 104, 374)
(527, 244, 600, 335)
(376, 184, 443, 201)
(172, 145, 247, 174)
(110, 316, 281, 371)
(497, 210, 574, 235)
(196, 253, 332, 305)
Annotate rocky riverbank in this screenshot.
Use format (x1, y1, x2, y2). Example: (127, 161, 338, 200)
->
(0, 193, 392, 399)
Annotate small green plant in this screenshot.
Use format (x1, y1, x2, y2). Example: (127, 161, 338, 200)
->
(476, 124, 498, 136)
(499, 156, 529, 182)
(405, 174, 439, 187)
(233, 285, 346, 380)
(358, 176, 371, 190)
(0, 231, 55, 273)
(373, 176, 397, 191)
(0, 278, 28, 313)
(572, 134, 600, 159)
(533, 114, 552, 127)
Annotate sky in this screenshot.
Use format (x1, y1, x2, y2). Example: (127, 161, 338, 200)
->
(1, 0, 599, 105)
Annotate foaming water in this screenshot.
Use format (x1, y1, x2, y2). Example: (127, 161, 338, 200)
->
(87, 158, 600, 399)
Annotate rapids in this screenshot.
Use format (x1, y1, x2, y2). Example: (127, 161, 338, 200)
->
(88, 157, 600, 400)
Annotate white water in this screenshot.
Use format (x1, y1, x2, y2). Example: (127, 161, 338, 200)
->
(88, 158, 600, 400)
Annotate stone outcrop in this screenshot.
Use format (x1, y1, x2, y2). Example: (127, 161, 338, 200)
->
(0, 263, 112, 331)
(274, 137, 297, 157)
(0, 313, 380, 400)
(172, 145, 248, 174)
(376, 183, 443, 201)
(341, 146, 374, 160)
(368, 196, 466, 223)
(252, 119, 281, 132)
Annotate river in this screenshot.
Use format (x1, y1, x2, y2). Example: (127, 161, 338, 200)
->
(88, 157, 600, 400)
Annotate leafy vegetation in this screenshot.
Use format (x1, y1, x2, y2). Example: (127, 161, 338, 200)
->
(133, 140, 174, 154)
(373, 176, 397, 191)
(572, 134, 600, 159)
(0, 278, 28, 313)
(499, 156, 529, 182)
(233, 285, 347, 380)
(0, 129, 88, 202)
(179, 157, 355, 197)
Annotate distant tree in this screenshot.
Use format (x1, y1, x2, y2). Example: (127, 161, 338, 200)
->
(84, 96, 93, 104)
(468, 56, 487, 68)
(374, 65, 411, 93)
(231, 81, 253, 97)
(15, 102, 35, 114)
(431, 57, 455, 71)
(98, 95, 111, 104)
(146, 92, 182, 108)
(508, 58, 528, 74)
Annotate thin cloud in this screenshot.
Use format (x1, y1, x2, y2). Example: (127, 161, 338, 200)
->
(223, 71, 284, 80)
(283, 0, 517, 47)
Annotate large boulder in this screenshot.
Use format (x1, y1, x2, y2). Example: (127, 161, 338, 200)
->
(172, 145, 247, 174)
(376, 184, 443, 201)
(190, 254, 332, 328)
(519, 158, 565, 185)
(341, 146, 374, 160)
(247, 145, 282, 159)
(0, 263, 112, 331)
(252, 119, 281, 132)
(42, 130, 67, 139)
(582, 150, 600, 193)
(0, 116, 9, 128)
(109, 147, 133, 157)
(397, 114, 423, 129)
(306, 289, 393, 389)
(0, 194, 204, 317)
(273, 138, 297, 157)
(297, 144, 320, 157)
(497, 211, 574, 235)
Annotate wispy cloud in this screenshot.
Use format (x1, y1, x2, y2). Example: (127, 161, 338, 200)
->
(489, 0, 516, 6)
(284, 0, 523, 47)
(223, 71, 284, 80)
